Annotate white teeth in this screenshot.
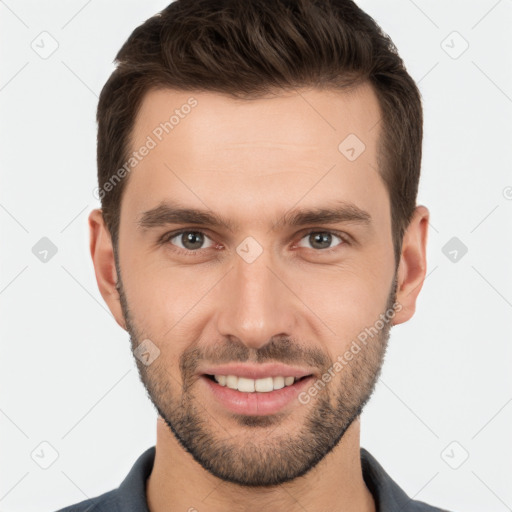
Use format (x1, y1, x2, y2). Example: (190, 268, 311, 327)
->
(213, 375, 301, 392)
(284, 376, 295, 386)
(226, 375, 238, 389)
(237, 377, 255, 392)
(273, 376, 285, 390)
(255, 377, 273, 392)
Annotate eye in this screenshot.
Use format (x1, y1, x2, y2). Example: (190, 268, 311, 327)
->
(164, 230, 216, 253)
(296, 230, 347, 252)
(161, 228, 349, 256)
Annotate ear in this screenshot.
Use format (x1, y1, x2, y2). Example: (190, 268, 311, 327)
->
(88, 209, 126, 330)
(392, 205, 429, 326)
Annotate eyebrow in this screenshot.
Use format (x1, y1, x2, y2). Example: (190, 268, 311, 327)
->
(136, 200, 372, 233)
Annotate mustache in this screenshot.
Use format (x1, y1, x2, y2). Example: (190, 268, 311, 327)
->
(180, 336, 330, 378)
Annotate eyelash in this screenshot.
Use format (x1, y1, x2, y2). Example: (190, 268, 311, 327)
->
(159, 228, 351, 257)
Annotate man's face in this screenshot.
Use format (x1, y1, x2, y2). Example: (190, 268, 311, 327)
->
(114, 85, 399, 486)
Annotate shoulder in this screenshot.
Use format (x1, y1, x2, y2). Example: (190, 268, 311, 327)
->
(402, 497, 453, 512)
(53, 489, 119, 512)
(52, 446, 155, 512)
(360, 447, 454, 512)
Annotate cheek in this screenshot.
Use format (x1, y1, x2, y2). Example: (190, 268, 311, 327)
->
(120, 253, 217, 339)
(292, 258, 394, 342)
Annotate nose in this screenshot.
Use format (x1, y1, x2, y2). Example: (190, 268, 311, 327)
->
(214, 248, 299, 351)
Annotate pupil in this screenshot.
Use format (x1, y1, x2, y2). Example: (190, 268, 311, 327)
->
(312, 232, 331, 249)
(184, 232, 203, 249)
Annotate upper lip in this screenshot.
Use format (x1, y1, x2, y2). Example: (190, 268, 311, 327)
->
(199, 363, 315, 380)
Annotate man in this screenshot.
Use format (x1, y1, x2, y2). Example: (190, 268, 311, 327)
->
(57, 0, 450, 510)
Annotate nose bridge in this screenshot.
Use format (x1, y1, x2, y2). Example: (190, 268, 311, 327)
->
(215, 245, 296, 349)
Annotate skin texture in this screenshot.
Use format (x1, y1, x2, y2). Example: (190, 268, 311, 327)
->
(89, 84, 429, 512)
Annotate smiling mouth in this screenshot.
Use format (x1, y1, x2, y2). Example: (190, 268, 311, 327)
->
(203, 374, 312, 393)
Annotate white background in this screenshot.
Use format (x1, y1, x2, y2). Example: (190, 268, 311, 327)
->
(1, 1, 511, 511)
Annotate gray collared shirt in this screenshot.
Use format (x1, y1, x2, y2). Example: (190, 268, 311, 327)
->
(55, 446, 452, 511)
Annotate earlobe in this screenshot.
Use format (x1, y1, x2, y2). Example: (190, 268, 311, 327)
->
(88, 209, 126, 330)
(392, 205, 430, 326)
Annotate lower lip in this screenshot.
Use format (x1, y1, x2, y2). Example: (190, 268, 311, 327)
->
(200, 375, 314, 416)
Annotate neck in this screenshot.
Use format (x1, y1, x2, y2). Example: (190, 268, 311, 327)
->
(146, 416, 375, 512)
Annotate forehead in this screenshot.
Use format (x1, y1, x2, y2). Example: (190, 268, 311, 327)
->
(131, 84, 381, 161)
(122, 84, 386, 229)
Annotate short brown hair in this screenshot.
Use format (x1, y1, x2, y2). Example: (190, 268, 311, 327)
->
(97, 0, 423, 267)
